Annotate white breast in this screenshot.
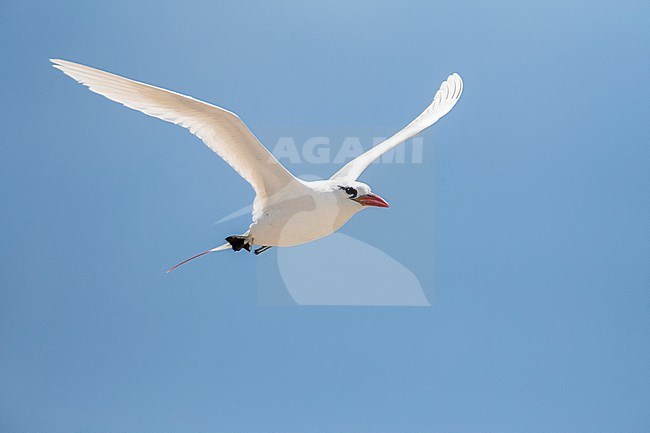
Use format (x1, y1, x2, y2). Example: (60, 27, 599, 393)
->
(248, 186, 362, 247)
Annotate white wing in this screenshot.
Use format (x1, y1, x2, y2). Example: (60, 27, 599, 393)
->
(51, 59, 299, 202)
(331, 73, 463, 180)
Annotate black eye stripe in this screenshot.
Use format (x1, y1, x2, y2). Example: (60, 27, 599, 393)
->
(340, 186, 357, 198)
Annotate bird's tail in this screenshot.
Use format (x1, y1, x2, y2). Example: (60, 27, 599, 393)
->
(166, 243, 231, 273)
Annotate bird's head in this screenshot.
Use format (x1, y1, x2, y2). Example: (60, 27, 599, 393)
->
(334, 181, 389, 209)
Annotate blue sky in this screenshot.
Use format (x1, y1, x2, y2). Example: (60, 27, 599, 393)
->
(1, 0, 649, 431)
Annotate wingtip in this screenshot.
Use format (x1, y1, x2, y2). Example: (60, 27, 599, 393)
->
(446, 73, 463, 99)
(449, 72, 463, 83)
(50, 59, 79, 71)
(50, 58, 68, 72)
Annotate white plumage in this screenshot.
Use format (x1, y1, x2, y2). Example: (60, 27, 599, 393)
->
(51, 59, 463, 271)
(331, 73, 463, 181)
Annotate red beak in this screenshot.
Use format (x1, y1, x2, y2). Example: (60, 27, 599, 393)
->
(354, 193, 390, 208)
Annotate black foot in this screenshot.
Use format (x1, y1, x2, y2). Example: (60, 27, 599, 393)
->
(254, 246, 272, 255)
(226, 235, 251, 252)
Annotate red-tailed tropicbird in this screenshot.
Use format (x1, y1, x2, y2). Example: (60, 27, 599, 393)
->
(51, 59, 463, 271)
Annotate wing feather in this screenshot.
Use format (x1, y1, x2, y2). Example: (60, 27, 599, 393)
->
(51, 59, 298, 201)
(331, 73, 463, 180)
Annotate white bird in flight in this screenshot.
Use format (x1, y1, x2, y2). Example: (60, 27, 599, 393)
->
(51, 59, 463, 271)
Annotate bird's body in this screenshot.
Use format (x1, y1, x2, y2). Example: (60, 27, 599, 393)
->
(52, 59, 462, 270)
(247, 179, 373, 248)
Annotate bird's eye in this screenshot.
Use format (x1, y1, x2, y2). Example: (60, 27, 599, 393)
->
(340, 186, 357, 198)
